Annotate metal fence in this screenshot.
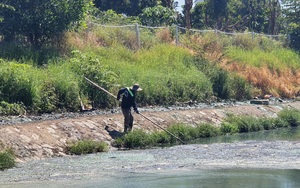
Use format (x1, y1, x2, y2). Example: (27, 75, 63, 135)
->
(90, 22, 287, 49)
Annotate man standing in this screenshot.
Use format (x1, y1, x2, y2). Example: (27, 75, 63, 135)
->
(117, 84, 142, 133)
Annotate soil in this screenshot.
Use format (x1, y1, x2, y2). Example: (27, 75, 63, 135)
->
(0, 99, 299, 162)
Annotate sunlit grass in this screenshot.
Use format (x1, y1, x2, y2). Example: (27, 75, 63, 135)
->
(226, 46, 300, 70)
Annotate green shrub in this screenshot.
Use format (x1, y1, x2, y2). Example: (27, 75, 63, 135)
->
(0, 150, 15, 170)
(278, 108, 300, 127)
(273, 117, 289, 128)
(228, 74, 253, 101)
(166, 124, 194, 143)
(259, 118, 277, 130)
(0, 101, 26, 116)
(220, 122, 239, 134)
(121, 130, 155, 149)
(224, 115, 264, 133)
(194, 123, 220, 138)
(65, 50, 118, 108)
(67, 140, 109, 155)
(149, 131, 172, 145)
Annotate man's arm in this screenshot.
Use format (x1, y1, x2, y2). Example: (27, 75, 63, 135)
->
(117, 88, 125, 100)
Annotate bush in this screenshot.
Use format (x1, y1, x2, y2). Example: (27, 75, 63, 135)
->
(194, 123, 220, 138)
(0, 0, 89, 49)
(166, 124, 194, 143)
(224, 115, 264, 133)
(0, 101, 26, 116)
(273, 117, 289, 128)
(259, 118, 277, 130)
(0, 150, 15, 170)
(67, 140, 109, 155)
(228, 74, 253, 101)
(149, 131, 172, 145)
(220, 122, 239, 134)
(120, 130, 155, 149)
(278, 108, 300, 127)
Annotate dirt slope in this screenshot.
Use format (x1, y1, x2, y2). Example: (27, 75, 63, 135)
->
(0, 100, 299, 162)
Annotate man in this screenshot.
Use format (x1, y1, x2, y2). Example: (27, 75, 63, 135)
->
(117, 84, 142, 133)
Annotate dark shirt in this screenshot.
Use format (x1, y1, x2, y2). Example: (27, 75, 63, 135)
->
(117, 87, 137, 110)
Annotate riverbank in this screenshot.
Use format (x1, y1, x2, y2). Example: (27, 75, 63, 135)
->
(0, 138, 300, 187)
(0, 99, 300, 162)
(1, 100, 300, 187)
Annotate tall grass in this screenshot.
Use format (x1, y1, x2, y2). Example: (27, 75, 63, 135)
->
(226, 46, 300, 70)
(0, 61, 81, 114)
(114, 108, 300, 149)
(0, 25, 299, 114)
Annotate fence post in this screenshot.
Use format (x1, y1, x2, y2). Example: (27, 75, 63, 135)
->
(135, 23, 141, 49)
(175, 25, 179, 46)
(252, 31, 255, 41)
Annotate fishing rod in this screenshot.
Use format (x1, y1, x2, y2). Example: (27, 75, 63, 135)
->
(84, 77, 186, 144)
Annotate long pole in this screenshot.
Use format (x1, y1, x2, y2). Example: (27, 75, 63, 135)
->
(84, 77, 118, 99)
(138, 113, 186, 144)
(84, 77, 186, 144)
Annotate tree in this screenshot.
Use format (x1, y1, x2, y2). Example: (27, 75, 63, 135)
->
(191, 2, 207, 29)
(184, 0, 193, 29)
(161, 0, 175, 8)
(0, 0, 91, 48)
(0, 3, 14, 22)
(190, 0, 281, 33)
(94, 0, 157, 16)
(140, 5, 176, 26)
(267, 0, 281, 35)
(282, 0, 300, 50)
(205, 0, 230, 30)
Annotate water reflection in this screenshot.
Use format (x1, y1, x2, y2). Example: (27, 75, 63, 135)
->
(192, 127, 300, 145)
(67, 169, 300, 188)
(3, 169, 300, 188)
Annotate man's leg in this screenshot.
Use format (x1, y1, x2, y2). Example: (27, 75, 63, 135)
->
(128, 112, 134, 132)
(122, 108, 131, 133)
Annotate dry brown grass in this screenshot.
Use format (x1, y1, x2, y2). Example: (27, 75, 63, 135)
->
(221, 60, 300, 98)
(155, 28, 173, 43)
(64, 31, 107, 51)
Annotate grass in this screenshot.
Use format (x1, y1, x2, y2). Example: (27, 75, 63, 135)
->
(226, 46, 300, 71)
(0, 149, 15, 171)
(0, 24, 299, 114)
(114, 108, 300, 149)
(66, 140, 109, 155)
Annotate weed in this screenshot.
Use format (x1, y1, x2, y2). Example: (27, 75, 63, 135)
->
(278, 108, 300, 127)
(0, 149, 15, 171)
(119, 130, 155, 149)
(66, 140, 109, 155)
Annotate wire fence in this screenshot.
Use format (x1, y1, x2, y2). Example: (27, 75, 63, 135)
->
(90, 22, 287, 49)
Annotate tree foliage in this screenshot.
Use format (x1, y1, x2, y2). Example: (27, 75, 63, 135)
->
(282, 0, 300, 50)
(94, 0, 157, 16)
(0, 0, 91, 48)
(191, 0, 281, 34)
(140, 5, 176, 26)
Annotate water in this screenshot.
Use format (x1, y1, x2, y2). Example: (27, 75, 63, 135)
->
(192, 127, 300, 145)
(3, 169, 300, 188)
(1, 127, 300, 188)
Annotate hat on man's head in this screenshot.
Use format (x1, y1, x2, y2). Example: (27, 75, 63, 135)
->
(131, 84, 142, 91)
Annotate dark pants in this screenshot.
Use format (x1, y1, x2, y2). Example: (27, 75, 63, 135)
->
(122, 108, 133, 133)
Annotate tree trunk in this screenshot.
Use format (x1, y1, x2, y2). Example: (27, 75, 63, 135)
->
(185, 0, 193, 29)
(268, 0, 280, 35)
